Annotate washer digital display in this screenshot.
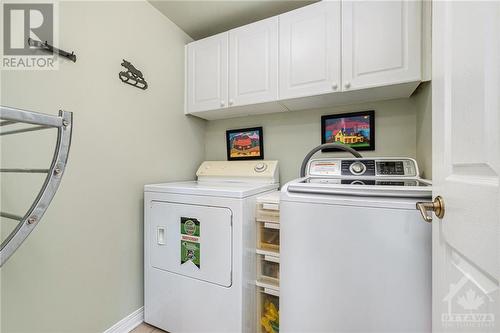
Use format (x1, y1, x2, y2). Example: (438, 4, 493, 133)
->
(377, 161, 404, 175)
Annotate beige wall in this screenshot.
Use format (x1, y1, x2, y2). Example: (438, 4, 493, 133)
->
(0, 1, 205, 332)
(206, 98, 421, 184)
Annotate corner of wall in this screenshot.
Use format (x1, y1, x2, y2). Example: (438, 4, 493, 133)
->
(412, 82, 433, 179)
(145, 0, 194, 43)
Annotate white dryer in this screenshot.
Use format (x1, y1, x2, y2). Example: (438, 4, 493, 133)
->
(144, 161, 279, 333)
(280, 157, 432, 332)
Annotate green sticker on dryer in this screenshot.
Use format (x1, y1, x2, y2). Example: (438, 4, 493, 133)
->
(181, 241, 200, 268)
(181, 217, 200, 237)
(180, 217, 200, 268)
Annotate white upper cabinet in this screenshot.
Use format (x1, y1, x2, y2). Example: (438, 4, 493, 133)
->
(186, 33, 228, 113)
(229, 17, 278, 107)
(342, 0, 421, 91)
(185, 0, 425, 119)
(279, 1, 341, 100)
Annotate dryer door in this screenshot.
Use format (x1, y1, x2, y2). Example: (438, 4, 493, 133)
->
(149, 201, 232, 287)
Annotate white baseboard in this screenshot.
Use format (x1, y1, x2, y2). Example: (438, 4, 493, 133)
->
(103, 307, 144, 333)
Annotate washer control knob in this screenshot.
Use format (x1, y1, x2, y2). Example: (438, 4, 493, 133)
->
(349, 162, 366, 175)
(254, 162, 268, 173)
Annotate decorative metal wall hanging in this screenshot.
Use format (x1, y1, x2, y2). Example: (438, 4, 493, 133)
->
(119, 60, 148, 90)
(28, 38, 77, 62)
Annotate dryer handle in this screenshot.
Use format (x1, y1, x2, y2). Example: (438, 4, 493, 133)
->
(300, 143, 362, 178)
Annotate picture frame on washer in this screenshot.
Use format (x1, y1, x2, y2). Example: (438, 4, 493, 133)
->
(226, 127, 264, 161)
(321, 110, 375, 152)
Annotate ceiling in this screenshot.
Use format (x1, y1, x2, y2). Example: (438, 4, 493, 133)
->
(148, 0, 317, 40)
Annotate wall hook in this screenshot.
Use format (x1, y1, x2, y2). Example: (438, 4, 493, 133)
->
(27, 38, 77, 62)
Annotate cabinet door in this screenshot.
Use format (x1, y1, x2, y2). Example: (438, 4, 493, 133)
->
(186, 33, 228, 113)
(279, 1, 341, 100)
(229, 17, 278, 107)
(342, 0, 421, 91)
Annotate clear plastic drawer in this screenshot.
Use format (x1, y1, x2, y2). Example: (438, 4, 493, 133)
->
(258, 288, 280, 333)
(257, 254, 280, 283)
(257, 222, 280, 252)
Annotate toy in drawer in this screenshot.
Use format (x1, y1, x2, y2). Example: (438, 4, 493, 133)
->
(257, 254, 280, 284)
(258, 288, 279, 333)
(257, 222, 279, 252)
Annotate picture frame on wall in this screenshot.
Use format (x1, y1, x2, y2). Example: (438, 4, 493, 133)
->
(321, 111, 375, 152)
(226, 127, 264, 160)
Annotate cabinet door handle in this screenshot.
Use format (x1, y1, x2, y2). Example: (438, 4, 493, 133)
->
(332, 83, 338, 91)
(220, 100, 225, 107)
(229, 99, 234, 106)
(344, 82, 351, 89)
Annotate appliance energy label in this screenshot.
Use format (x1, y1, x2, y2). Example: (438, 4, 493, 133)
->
(180, 217, 200, 268)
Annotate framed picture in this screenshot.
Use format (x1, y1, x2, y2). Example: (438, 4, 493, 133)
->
(321, 111, 375, 152)
(226, 127, 264, 160)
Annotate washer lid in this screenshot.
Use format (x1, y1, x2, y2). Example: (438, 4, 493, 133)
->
(145, 181, 279, 198)
(286, 177, 432, 198)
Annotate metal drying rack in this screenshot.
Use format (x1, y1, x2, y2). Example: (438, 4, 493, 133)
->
(0, 106, 73, 266)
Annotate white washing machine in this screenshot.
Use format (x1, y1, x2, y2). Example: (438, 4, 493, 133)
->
(144, 160, 279, 333)
(280, 157, 432, 332)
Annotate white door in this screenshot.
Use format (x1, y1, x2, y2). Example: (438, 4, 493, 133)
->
(342, 0, 421, 91)
(278, 1, 341, 100)
(431, 1, 499, 332)
(229, 17, 278, 107)
(186, 32, 228, 113)
(149, 201, 232, 287)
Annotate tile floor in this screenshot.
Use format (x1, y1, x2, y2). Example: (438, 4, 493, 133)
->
(130, 322, 167, 333)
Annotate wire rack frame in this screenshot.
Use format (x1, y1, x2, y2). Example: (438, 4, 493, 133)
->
(0, 106, 73, 267)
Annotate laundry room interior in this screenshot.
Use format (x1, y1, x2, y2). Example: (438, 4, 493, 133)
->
(1, 1, 498, 333)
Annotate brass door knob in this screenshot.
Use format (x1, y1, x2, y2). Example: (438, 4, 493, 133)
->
(416, 196, 445, 223)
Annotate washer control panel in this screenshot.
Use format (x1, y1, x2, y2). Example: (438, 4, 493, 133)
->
(308, 158, 418, 178)
(342, 160, 375, 176)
